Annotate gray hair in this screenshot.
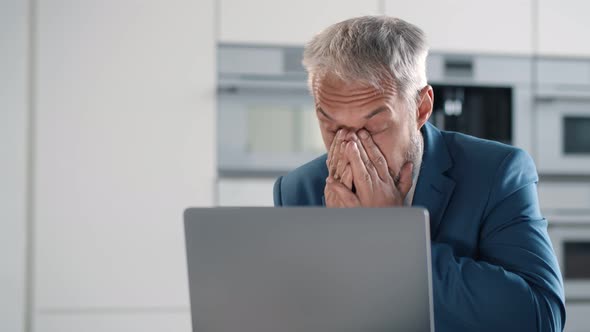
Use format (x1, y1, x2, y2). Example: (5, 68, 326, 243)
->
(303, 16, 429, 107)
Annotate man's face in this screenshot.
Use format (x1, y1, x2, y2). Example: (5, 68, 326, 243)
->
(314, 74, 424, 181)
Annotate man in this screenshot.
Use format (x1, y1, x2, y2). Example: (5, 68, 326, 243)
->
(273, 16, 566, 331)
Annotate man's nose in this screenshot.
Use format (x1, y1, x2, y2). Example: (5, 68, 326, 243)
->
(335, 128, 360, 142)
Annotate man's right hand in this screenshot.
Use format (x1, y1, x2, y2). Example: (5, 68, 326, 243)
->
(325, 129, 353, 207)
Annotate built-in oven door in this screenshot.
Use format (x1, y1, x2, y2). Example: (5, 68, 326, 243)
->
(549, 225, 590, 300)
(217, 83, 324, 175)
(536, 100, 590, 174)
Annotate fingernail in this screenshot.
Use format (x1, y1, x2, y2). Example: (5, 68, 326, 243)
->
(334, 173, 340, 180)
(359, 130, 369, 139)
(326, 177, 333, 183)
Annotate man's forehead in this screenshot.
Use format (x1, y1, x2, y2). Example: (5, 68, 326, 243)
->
(312, 73, 397, 97)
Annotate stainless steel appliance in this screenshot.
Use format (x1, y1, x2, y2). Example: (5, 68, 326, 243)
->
(535, 58, 590, 175)
(431, 85, 512, 145)
(217, 45, 320, 176)
(426, 54, 533, 151)
(547, 214, 590, 300)
(546, 213, 590, 332)
(539, 181, 590, 332)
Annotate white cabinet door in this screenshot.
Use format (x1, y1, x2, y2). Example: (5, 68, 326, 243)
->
(0, 1, 28, 332)
(219, 0, 379, 45)
(538, 0, 590, 57)
(564, 303, 590, 332)
(384, 0, 533, 55)
(35, 0, 215, 314)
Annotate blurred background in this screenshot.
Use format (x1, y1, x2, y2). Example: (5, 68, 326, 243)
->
(2, 0, 590, 331)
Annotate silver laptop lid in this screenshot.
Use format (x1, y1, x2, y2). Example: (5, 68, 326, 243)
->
(184, 207, 433, 332)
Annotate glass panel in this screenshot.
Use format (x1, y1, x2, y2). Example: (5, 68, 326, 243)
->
(247, 105, 295, 153)
(430, 85, 512, 145)
(564, 117, 590, 155)
(299, 107, 325, 154)
(564, 242, 590, 279)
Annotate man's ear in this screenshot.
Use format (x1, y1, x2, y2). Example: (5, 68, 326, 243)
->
(416, 85, 433, 130)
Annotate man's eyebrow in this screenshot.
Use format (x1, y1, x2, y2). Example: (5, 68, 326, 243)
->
(316, 107, 335, 121)
(365, 107, 388, 119)
(316, 106, 387, 121)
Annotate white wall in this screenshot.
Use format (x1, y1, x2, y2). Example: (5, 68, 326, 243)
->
(0, 1, 29, 332)
(219, 0, 379, 45)
(32, 0, 216, 331)
(384, 0, 533, 55)
(537, 0, 590, 57)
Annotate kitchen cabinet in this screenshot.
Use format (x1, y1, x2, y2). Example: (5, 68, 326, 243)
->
(384, 0, 533, 55)
(537, 0, 590, 57)
(35, 312, 190, 332)
(219, 0, 379, 45)
(564, 303, 590, 332)
(0, 1, 29, 332)
(34, 0, 215, 330)
(538, 182, 590, 211)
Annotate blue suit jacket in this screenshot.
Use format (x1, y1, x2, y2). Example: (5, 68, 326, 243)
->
(273, 122, 566, 332)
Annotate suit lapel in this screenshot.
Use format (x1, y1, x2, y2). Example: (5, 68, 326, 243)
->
(412, 122, 455, 239)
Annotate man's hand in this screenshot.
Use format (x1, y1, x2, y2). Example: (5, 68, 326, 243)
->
(325, 129, 354, 207)
(325, 129, 413, 207)
(326, 129, 348, 181)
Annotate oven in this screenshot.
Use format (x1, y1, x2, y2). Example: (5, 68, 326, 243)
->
(535, 58, 590, 175)
(536, 100, 590, 174)
(430, 84, 512, 145)
(539, 181, 590, 331)
(547, 215, 590, 331)
(548, 218, 590, 300)
(426, 54, 532, 151)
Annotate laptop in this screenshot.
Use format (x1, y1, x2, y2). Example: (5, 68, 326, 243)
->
(184, 207, 434, 332)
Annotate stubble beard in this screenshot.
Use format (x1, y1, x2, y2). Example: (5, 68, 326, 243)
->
(406, 127, 424, 184)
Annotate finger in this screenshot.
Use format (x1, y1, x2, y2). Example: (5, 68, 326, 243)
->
(325, 177, 342, 208)
(341, 164, 353, 190)
(328, 129, 346, 177)
(331, 132, 342, 178)
(358, 129, 390, 181)
(346, 141, 374, 198)
(326, 130, 339, 173)
(328, 179, 360, 207)
(351, 133, 376, 176)
(324, 176, 337, 208)
(396, 162, 414, 197)
(335, 141, 348, 180)
(326, 130, 340, 171)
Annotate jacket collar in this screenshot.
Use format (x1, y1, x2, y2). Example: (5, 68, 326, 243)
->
(412, 122, 455, 239)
